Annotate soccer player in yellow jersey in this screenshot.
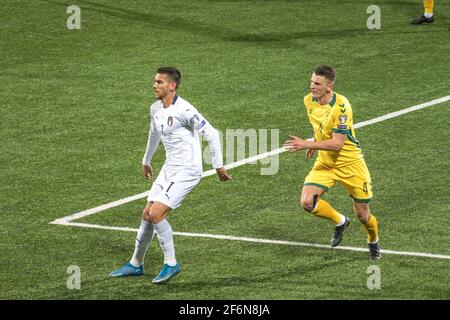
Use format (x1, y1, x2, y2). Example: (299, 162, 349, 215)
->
(284, 65, 381, 260)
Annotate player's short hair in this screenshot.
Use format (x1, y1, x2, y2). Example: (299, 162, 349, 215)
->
(313, 64, 336, 84)
(157, 66, 181, 89)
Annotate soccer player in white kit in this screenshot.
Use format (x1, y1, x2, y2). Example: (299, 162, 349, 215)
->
(111, 67, 232, 283)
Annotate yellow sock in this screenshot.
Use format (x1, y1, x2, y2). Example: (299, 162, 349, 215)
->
(363, 214, 379, 243)
(312, 199, 343, 225)
(424, 0, 434, 15)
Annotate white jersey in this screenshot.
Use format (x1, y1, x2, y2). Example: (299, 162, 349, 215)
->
(142, 95, 223, 174)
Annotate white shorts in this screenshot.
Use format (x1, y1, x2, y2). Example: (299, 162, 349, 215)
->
(147, 166, 202, 210)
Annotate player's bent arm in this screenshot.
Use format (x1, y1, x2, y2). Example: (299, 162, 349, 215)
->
(200, 123, 224, 169)
(201, 124, 232, 181)
(184, 107, 231, 180)
(305, 132, 346, 151)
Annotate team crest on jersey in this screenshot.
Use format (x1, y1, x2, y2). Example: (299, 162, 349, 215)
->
(167, 116, 174, 127)
(338, 115, 347, 124)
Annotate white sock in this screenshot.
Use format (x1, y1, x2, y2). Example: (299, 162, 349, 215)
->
(335, 214, 346, 226)
(153, 219, 177, 266)
(130, 219, 154, 267)
(424, 13, 433, 18)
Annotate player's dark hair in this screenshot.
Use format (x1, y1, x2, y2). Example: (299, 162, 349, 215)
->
(313, 64, 336, 84)
(157, 66, 181, 89)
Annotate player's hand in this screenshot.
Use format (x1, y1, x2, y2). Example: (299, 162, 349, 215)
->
(284, 135, 308, 152)
(306, 148, 316, 160)
(142, 164, 153, 181)
(216, 167, 232, 181)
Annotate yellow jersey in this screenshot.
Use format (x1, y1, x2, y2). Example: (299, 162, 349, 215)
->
(304, 92, 363, 168)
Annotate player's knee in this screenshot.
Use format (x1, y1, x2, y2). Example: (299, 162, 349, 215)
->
(356, 212, 370, 224)
(301, 193, 321, 213)
(142, 211, 152, 222)
(354, 203, 370, 223)
(142, 203, 153, 221)
(148, 212, 162, 224)
(300, 197, 314, 213)
(148, 206, 167, 224)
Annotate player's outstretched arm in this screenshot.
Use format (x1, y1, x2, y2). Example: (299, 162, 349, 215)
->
(197, 119, 232, 181)
(284, 135, 309, 151)
(284, 133, 345, 152)
(186, 107, 233, 181)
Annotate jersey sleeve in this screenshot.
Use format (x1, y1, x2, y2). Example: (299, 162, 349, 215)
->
(331, 99, 353, 134)
(180, 105, 224, 169)
(180, 106, 209, 132)
(142, 104, 161, 165)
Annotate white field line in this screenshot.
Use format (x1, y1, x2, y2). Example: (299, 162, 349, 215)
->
(52, 221, 450, 260)
(50, 191, 150, 225)
(353, 94, 450, 129)
(49, 94, 450, 260)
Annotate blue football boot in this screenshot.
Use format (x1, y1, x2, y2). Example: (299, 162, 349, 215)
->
(110, 262, 144, 277)
(152, 263, 181, 284)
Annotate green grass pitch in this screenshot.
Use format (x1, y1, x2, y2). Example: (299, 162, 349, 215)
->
(1, 0, 449, 299)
